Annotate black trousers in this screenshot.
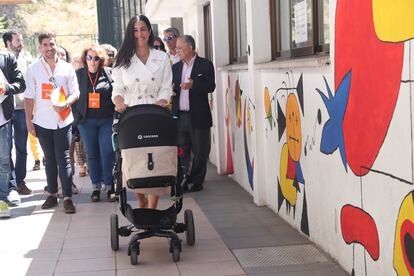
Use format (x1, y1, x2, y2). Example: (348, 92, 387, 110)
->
(35, 124, 73, 197)
(177, 112, 211, 188)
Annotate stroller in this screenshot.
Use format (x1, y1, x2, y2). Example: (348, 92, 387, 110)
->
(109, 104, 195, 264)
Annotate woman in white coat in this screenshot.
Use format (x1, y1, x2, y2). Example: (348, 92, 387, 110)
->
(112, 14, 172, 209)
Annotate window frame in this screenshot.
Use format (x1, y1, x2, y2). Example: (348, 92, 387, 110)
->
(228, 0, 248, 64)
(270, 0, 329, 60)
(204, 3, 213, 62)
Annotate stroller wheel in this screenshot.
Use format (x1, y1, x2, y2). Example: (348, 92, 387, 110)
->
(110, 214, 119, 251)
(184, 209, 195, 246)
(130, 243, 139, 265)
(171, 241, 180, 262)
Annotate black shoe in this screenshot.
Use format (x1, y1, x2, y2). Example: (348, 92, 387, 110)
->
(33, 160, 40, 171)
(63, 199, 76, 213)
(42, 195, 58, 209)
(91, 190, 100, 202)
(42, 157, 46, 166)
(190, 184, 203, 192)
(17, 183, 32, 195)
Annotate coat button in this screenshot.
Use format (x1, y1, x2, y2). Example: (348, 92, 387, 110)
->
(138, 96, 142, 99)
(135, 78, 140, 82)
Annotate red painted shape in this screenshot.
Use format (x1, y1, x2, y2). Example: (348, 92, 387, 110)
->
(401, 220, 414, 274)
(341, 205, 380, 260)
(286, 153, 296, 180)
(226, 129, 234, 174)
(335, 0, 404, 176)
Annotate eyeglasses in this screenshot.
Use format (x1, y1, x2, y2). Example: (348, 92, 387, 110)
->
(86, 55, 100, 61)
(154, 45, 161, 50)
(163, 35, 176, 42)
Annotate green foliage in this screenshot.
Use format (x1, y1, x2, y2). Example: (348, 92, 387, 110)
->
(0, 16, 7, 33)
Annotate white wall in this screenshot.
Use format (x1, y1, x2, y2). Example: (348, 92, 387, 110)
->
(146, 0, 414, 274)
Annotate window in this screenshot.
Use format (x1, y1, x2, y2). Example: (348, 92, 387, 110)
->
(228, 0, 248, 63)
(204, 3, 213, 61)
(270, 0, 329, 59)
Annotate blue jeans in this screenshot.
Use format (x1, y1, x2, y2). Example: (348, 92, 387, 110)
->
(35, 124, 73, 197)
(10, 109, 28, 186)
(78, 118, 114, 189)
(0, 121, 12, 201)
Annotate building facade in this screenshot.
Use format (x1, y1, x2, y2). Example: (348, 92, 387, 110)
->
(146, 0, 414, 275)
(97, 0, 146, 47)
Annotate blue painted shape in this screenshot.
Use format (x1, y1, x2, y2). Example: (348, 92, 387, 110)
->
(316, 70, 352, 171)
(296, 161, 305, 184)
(243, 99, 254, 189)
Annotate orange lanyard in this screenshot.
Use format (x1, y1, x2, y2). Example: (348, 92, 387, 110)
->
(87, 71, 99, 93)
(41, 59, 57, 88)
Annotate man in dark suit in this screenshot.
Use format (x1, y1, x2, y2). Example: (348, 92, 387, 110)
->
(172, 35, 215, 192)
(0, 49, 25, 217)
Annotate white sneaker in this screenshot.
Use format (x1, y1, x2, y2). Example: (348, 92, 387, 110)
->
(0, 200, 10, 218)
(7, 190, 21, 205)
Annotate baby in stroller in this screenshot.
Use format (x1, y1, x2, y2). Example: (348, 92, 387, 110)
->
(110, 104, 195, 264)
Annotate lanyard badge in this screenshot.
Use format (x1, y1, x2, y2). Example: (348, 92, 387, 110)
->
(88, 71, 100, 109)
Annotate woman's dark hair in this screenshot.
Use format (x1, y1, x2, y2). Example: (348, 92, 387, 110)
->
(153, 37, 166, 52)
(59, 46, 71, 63)
(114, 14, 154, 68)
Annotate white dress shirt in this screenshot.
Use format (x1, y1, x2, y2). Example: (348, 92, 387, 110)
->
(169, 52, 180, 65)
(25, 57, 80, 129)
(112, 49, 172, 106)
(179, 55, 196, 111)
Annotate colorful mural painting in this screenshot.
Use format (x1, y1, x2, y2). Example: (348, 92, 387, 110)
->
(314, 0, 413, 274)
(324, 0, 405, 177)
(265, 72, 309, 236)
(394, 191, 414, 275)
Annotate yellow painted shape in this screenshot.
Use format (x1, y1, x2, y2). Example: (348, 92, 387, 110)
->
(286, 94, 302, 162)
(264, 87, 271, 115)
(393, 191, 414, 275)
(279, 143, 297, 206)
(247, 104, 252, 135)
(373, 0, 414, 42)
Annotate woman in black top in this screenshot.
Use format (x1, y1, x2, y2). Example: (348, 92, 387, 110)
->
(73, 44, 115, 202)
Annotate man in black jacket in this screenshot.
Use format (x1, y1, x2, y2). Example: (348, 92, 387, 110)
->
(172, 35, 215, 192)
(0, 50, 26, 217)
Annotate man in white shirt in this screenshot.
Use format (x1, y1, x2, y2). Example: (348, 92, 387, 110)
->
(24, 32, 80, 214)
(3, 30, 33, 198)
(163, 27, 181, 65)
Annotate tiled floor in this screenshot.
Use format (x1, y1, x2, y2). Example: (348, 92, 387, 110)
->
(1, 162, 349, 275)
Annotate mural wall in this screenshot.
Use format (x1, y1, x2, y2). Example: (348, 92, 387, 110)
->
(218, 0, 414, 275)
(221, 70, 255, 193)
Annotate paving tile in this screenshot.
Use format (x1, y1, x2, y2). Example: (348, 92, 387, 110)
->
(55, 257, 115, 273)
(60, 245, 115, 260)
(24, 259, 58, 275)
(54, 271, 115, 276)
(62, 235, 109, 249)
(177, 260, 246, 276)
(117, 263, 180, 276)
